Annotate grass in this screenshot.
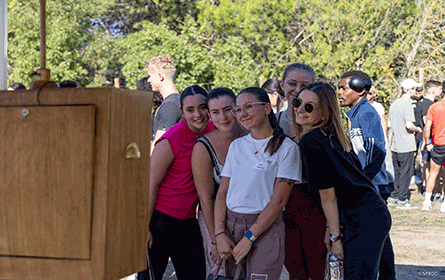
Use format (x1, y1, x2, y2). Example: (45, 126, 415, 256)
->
(388, 184, 445, 266)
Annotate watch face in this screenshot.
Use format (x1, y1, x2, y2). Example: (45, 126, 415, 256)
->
(245, 230, 252, 239)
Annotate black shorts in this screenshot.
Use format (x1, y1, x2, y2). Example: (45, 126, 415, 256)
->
(431, 144, 445, 166)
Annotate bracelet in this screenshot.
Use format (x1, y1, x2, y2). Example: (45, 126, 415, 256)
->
(211, 241, 217, 245)
(215, 231, 226, 238)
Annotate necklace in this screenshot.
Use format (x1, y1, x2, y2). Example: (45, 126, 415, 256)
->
(253, 139, 268, 155)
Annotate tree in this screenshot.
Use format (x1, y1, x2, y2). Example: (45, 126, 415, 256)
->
(197, 0, 295, 79)
(120, 20, 259, 93)
(400, 0, 445, 83)
(7, 0, 109, 86)
(292, 0, 420, 103)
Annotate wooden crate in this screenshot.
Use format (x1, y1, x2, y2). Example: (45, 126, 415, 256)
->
(0, 88, 152, 280)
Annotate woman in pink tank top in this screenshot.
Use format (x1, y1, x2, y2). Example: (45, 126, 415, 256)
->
(139, 85, 214, 280)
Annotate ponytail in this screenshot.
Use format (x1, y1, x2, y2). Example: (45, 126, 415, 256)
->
(239, 87, 286, 156)
(265, 111, 286, 156)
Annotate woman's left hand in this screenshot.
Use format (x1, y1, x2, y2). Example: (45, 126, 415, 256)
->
(331, 240, 344, 260)
(232, 237, 253, 264)
(210, 243, 221, 263)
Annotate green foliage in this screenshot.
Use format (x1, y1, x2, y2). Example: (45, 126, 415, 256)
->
(121, 20, 259, 93)
(197, 0, 295, 78)
(8, 0, 109, 86)
(293, 0, 420, 106)
(6, 0, 443, 114)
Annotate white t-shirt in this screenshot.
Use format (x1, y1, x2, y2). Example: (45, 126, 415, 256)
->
(371, 101, 385, 117)
(221, 134, 302, 214)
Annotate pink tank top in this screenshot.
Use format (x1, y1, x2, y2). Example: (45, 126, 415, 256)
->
(154, 119, 215, 219)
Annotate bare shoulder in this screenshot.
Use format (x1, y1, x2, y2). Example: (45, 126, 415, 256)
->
(203, 129, 219, 142)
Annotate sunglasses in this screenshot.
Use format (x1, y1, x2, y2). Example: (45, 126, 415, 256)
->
(292, 98, 318, 113)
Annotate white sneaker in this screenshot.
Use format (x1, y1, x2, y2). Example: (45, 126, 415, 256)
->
(414, 175, 423, 184)
(422, 200, 432, 211)
(440, 202, 445, 213)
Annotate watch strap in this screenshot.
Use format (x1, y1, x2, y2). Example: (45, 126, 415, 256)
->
(244, 229, 257, 242)
(330, 234, 342, 242)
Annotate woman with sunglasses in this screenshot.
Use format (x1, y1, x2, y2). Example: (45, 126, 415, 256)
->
(276, 63, 327, 280)
(191, 88, 248, 277)
(143, 85, 215, 280)
(294, 82, 391, 280)
(214, 87, 301, 280)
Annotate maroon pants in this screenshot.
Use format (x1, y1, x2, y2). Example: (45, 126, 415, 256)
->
(283, 186, 327, 280)
(225, 209, 285, 280)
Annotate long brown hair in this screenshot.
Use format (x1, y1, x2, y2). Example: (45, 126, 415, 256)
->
(292, 82, 351, 152)
(238, 87, 286, 156)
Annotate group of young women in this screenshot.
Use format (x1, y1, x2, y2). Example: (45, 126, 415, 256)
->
(143, 63, 392, 280)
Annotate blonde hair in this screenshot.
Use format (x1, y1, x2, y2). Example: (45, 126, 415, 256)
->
(144, 55, 176, 80)
(292, 82, 351, 152)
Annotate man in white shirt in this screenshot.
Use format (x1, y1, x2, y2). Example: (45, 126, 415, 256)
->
(367, 85, 387, 134)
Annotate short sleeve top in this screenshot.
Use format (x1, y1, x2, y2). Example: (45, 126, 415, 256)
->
(426, 100, 445, 145)
(388, 99, 416, 153)
(152, 93, 182, 139)
(221, 134, 302, 214)
(371, 101, 385, 117)
(299, 129, 382, 212)
(154, 119, 215, 219)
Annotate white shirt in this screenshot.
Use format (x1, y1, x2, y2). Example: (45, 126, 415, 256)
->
(371, 101, 385, 117)
(221, 134, 302, 214)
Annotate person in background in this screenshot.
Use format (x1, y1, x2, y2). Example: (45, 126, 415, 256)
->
(262, 78, 285, 113)
(337, 70, 396, 279)
(421, 82, 445, 213)
(295, 82, 391, 280)
(215, 87, 301, 280)
(411, 85, 425, 184)
(367, 85, 387, 134)
(140, 85, 214, 280)
(388, 79, 422, 209)
(145, 55, 181, 147)
(276, 63, 326, 280)
(416, 80, 443, 197)
(58, 80, 78, 88)
(277, 63, 315, 139)
(7, 83, 26, 90)
(191, 87, 249, 277)
(136, 76, 164, 138)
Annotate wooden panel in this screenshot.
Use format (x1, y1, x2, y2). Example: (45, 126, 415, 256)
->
(0, 88, 151, 280)
(104, 89, 152, 280)
(0, 106, 96, 260)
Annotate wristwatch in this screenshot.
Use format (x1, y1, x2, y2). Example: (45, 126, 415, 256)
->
(244, 229, 257, 242)
(330, 234, 342, 243)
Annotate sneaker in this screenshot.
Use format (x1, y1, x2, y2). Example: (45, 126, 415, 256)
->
(388, 198, 398, 206)
(418, 187, 426, 196)
(432, 193, 441, 202)
(397, 199, 418, 209)
(414, 176, 423, 185)
(422, 200, 432, 211)
(440, 202, 445, 213)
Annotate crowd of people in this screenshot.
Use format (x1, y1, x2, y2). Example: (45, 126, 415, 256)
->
(130, 55, 445, 280)
(8, 55, 443, 280)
